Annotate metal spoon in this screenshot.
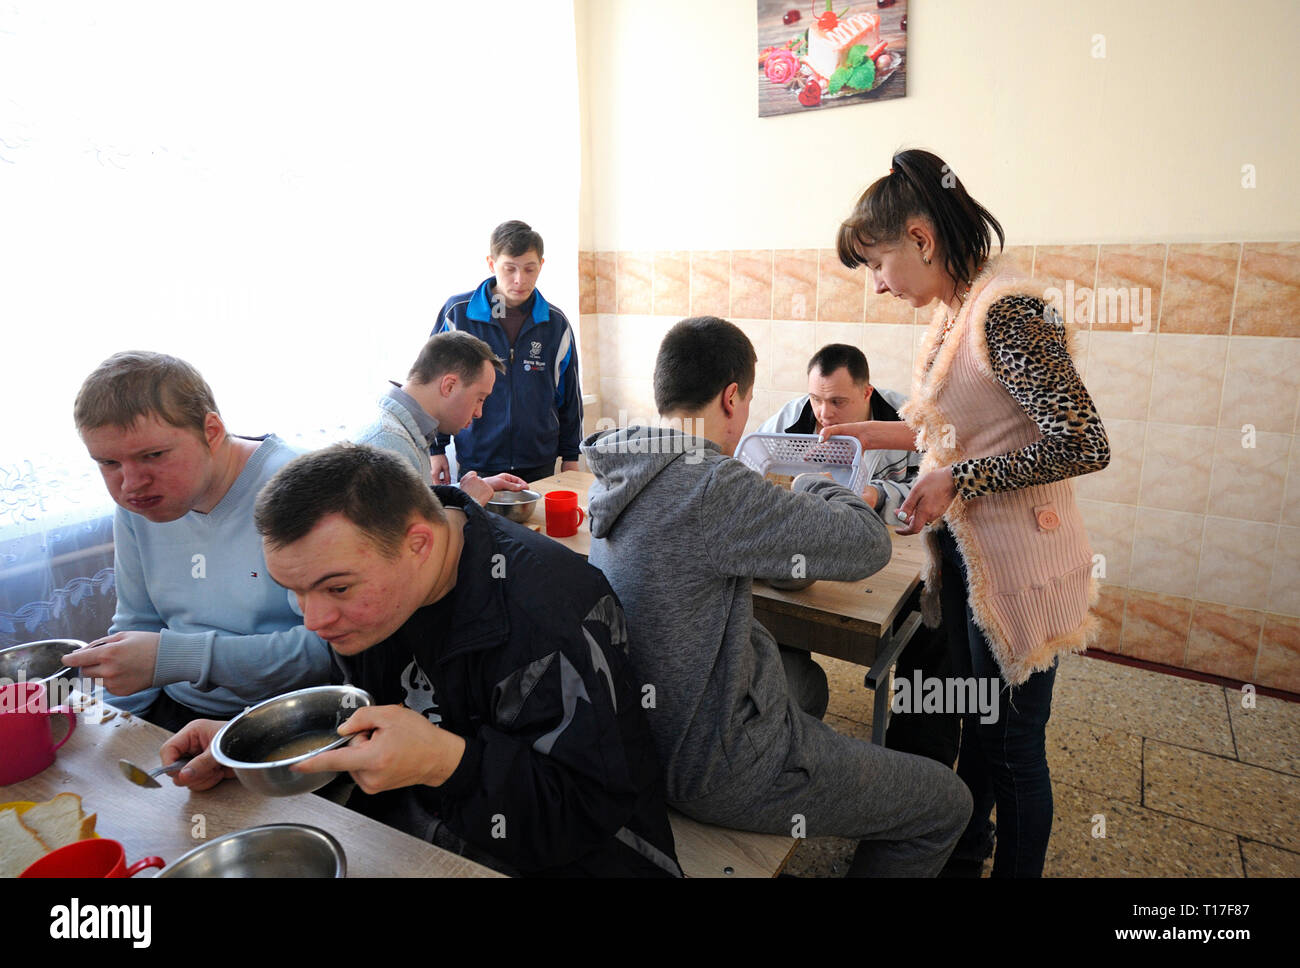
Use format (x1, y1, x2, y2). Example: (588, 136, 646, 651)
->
(118, 757, 192, 788)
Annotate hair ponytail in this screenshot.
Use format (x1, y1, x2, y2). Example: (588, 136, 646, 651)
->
(836, 149, 1004, 288)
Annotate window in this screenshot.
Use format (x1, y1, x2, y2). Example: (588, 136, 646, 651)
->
(0, 0, 579, 645)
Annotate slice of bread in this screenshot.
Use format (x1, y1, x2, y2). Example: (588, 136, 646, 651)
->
(0, 808, 49, 877)
(18, 792, 96, 850)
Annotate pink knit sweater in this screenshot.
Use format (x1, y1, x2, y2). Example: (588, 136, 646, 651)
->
(902, 259, 1100, 685)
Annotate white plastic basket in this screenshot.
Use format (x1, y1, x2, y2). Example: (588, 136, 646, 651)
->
(734, 432, 869, 495)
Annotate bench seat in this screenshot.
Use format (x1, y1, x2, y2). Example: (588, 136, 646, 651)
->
(668, 809, 798, 878)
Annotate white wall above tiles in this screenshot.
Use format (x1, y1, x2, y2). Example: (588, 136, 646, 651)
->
(577, 0, 1300, 250)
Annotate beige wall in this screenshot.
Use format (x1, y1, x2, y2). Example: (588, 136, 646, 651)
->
(577, 0, 1300, 250)
(576, 243, 1300, 692)
(571, 0, 1300, 692)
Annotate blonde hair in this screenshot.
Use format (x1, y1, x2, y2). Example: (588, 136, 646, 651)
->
(74, 351, 219, 438)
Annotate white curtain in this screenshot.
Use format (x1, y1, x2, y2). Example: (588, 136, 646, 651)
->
(0, 0, 579, 645)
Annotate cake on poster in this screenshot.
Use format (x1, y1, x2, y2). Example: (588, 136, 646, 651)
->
(757, 0, 908, 117)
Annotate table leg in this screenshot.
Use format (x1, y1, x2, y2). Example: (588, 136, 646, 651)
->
(865, 610, 921, 747)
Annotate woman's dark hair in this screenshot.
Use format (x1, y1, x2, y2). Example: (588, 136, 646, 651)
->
(654, 316, 756, 415)
(836, 149, 1004, 289)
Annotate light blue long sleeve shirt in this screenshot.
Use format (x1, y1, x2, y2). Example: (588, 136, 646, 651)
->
(106, 435, 333, 715)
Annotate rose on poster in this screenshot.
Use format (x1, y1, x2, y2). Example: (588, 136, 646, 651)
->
(764, 48, 799, 84)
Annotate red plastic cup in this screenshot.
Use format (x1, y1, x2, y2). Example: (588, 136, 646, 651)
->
(544, 490, 586, 538)
(21, 838, 164, 878)
(0, 680, 77, 785)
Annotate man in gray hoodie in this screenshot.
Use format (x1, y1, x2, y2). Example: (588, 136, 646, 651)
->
(581, 316, 972, 877)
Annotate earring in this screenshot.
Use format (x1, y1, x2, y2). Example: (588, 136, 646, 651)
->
(921, 255, 931, 265)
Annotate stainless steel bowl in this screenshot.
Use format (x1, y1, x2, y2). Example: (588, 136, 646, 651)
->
(156, 824, 346, 878)
(761, 577, 817, 592)
(211, 685, 374, 797)
(485, 488, 541, 523)
(0, 639, 81, 687)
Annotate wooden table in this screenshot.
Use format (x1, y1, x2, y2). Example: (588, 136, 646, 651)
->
(526, 471, 926, 744)
(2, 696, 502, 878)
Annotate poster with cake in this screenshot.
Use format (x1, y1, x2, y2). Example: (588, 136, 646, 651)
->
(758, 1, 908, 117)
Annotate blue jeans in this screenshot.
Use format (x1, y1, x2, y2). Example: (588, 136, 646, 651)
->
(938, 526, 1057, 878)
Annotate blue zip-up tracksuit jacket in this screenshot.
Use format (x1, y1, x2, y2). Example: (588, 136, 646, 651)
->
(431, 278, 582, 474)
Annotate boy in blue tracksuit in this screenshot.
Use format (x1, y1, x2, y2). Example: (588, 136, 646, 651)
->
(429, 221, 583, 484)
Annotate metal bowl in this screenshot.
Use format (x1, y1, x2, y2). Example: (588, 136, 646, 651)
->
(211, 685, 374, 797)
(157, 824, 346, 878)
(0, 639, 81, 687)
(485, 488, 541, 523)
(761, 577, 817, 592)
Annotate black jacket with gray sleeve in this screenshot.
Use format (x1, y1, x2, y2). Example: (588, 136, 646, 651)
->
(338, 487, 681, 878)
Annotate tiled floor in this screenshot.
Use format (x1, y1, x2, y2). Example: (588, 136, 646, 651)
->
(783, 651, 1300, 877)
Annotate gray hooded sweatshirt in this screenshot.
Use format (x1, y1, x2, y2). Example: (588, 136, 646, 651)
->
(581, 425, 893, 804)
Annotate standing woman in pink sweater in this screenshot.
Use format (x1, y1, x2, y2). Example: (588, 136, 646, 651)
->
(827, 149, 1110, 877)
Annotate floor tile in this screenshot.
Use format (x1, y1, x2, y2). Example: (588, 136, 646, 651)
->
(783, 836, 857, 878)
(1047, 716, 1143, 805)
(1227, 691, 1300, 777)
(1053, 654, 1235, 757)
(1045, 781, 1243, 877)
(824, 711, 872, 743)
(776, 635, 1300, 876)
(1240, 840, 1300, 877)
(1143, 740, 1300, 851)
(820, 655, 872, 725)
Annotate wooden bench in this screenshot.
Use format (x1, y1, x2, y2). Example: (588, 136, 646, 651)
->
(668, 809, 798, 878)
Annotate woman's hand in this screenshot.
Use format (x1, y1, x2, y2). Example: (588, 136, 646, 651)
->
(819, 420, 916, 452)
(895, 467, 957, 535)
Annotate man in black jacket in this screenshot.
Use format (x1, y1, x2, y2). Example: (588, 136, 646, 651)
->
(161, 443, 680, 878)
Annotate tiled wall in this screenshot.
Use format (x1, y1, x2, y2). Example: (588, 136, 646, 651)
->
(574, 243, 1300, 694)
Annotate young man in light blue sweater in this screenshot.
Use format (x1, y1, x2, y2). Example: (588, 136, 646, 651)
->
(63, 352, 333, 730)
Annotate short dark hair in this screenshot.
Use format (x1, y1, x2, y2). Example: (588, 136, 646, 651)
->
(74, 350, 220, 438)
(654, 317, 757, 415)
(408, 331, 504, 386)
(836, 148, 1004, 290)
(808, 343, 869, 386)
(254, 443, 446, 558)
(489, 220, 544, 259)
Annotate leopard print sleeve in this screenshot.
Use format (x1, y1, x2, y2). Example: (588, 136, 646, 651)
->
(950, 295, 1109, 499)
